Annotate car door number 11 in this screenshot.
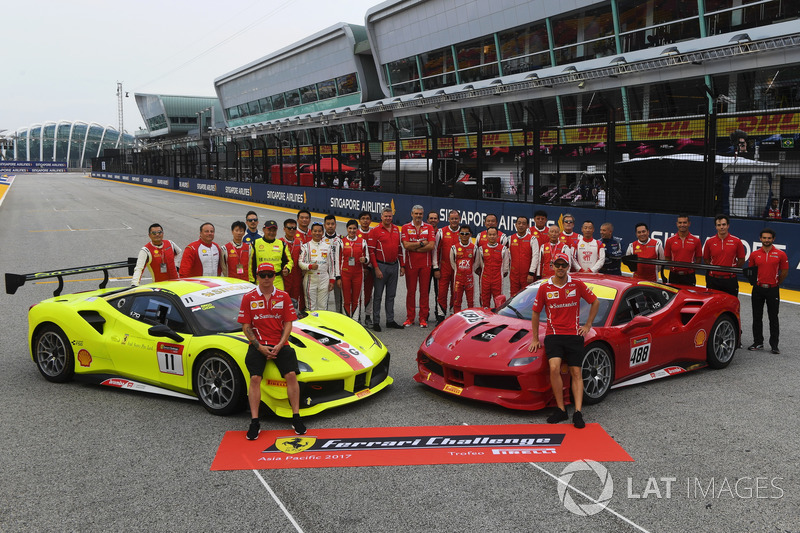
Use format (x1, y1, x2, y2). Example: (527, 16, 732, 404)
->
(157, 342, 185, 376)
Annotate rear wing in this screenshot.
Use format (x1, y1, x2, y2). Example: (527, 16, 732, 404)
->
(621, 255, 757, 285)
(5, 258, 137, 296)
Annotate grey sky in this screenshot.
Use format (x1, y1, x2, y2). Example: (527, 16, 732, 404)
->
(3, 0, 379, 134)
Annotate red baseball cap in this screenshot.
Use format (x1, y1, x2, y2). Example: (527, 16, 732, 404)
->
(552, 252, 570, 265)
(257, 262, 276, 273)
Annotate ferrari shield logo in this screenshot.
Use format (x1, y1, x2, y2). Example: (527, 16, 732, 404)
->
(274, 437, 317, 454)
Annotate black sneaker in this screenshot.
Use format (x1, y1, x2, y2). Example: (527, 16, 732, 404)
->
(372, 323, 382, 332)
(364, 315, 372, 327)
(292, 415, 307, 435)
(386, 321, 404, 329)
(771, 347, 781, 354)
(246, 419, 260, 440)
(747, 343, 763, 351)
(546, 408, 569, 424)
(573, 411, 586, 429)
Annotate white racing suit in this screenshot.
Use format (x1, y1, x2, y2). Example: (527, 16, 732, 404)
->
(299, 239, 338, 311)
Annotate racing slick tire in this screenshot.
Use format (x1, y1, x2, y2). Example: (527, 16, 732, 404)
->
(581, 342, 614, 405)
(33, 324, 75, 383)
(707, 315, 737, 369)
(193, 351, 247, 415)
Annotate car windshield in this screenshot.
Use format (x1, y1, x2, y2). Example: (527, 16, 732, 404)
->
(497, 281, 615, 326)
(179, 282, 254, 335)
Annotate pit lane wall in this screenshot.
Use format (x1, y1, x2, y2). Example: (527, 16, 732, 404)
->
(92, 171, 800, 289)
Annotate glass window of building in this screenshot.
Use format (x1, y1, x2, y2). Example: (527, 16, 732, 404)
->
(432, 110, 466, 135)
(285, 89, 301, 108)
(419, 48, 456, 91)
(237, 104, 249, 118)
(551, 2, 617, 65)
(259, 97, 272, 112)
(456, 36, 499, 83)
(465, 104, 509, 132)
(705, 0, 789, 35)
(272, 93, 286, 110)
(317, 79, 336, 100)
(337, 74, 359, 96)
(300, 84, 318, 104)
(733, 66, 800, 111)
(247, 101, 261, 115)
(499, 23, 550, 75)
(617, 0, 699, 52)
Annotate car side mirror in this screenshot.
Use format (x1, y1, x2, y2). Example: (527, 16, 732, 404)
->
(621, 315, 652, 333)
(148, 324, 184, 342)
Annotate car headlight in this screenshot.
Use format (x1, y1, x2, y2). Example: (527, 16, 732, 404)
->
(366, 328, 383, 349)
(298, 361, 313, 373)
(508, 356, 538, 367)
(425, 333, 435, 347)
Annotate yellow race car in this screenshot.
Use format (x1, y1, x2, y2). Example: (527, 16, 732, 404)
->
(10, 263, 392, 417)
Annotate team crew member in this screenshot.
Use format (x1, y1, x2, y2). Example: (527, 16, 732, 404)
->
(250, 220, 293, 290)
(573, 221, 605, 273)
(538, 226, 572, 279)
(281, 219, 304, 307)
(528, 252, 600, 429)
(239, 262, 305, 439)
(531, 210, 550, 248)
(367, 207, 405, 331)
(224, 221, 250, 281)
(401, 205, 435, 327)
(599, 223, 624, 276)
(244, 211, 261, 246)
(664, 214, 702, 285)
(476, 227, 510, 308)
(323, 215, 343, 313)
(766, 198, 781, 220)
(450, 225, 479, 312)
(179, 222, 225, 278)
(626, 223, 664, 282)
(339, 220, 369, 318)
(426, 211, 442, 323)
(508, 216, 538, 296)
(296, 209, 312, 242)
(747, 228, 789, 354)
(433, 210, 462, 321)
(299, 223, 337, 312)
(703, 214, 746, 297)
(476, 213, 508, 249)
(559, 214, 580, 250)
(358, 211, 375, 326)
(131, 223, 181, 286)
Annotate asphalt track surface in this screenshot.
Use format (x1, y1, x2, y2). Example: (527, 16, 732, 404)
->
(1, 173, 798, 532)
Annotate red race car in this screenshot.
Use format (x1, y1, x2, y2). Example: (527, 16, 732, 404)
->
(415, 274, 740, 410)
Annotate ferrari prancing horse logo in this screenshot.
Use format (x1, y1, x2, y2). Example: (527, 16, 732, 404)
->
(274, 437, 317, 454)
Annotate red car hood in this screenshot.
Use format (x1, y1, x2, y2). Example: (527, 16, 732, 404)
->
(423, 309, 540, 371)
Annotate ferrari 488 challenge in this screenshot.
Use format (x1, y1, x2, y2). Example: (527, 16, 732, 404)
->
(415, 274, 740, 410)
(10, 264, 392, 417)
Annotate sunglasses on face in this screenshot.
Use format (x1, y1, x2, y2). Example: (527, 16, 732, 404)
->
(257, 271, 276, 278)
(285, 226, 297, 230)
(150, 231, 163, 235)
(459, 232, 471, 236)
(553, 262, 569, 268)
(247, 218, 258, 222)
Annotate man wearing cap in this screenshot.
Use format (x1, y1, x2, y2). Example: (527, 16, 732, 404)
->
(529, 252, 599, 429)
(250, 219, 293, 290)
(239, 262, 305, 439)
(179, 222, 225, 278)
